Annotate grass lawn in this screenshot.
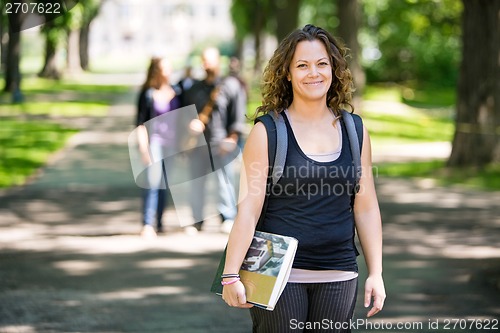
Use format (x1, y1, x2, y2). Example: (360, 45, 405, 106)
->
(376, 160, 500, 191)
(21, 77, 131, 95)
(0, 101, 111, 117)
(364, 83, 456, 107)
(0, 119, 78, 187)
(363, 84, 499, 191)
(362, 83, 455, 144)
(0, 76, 132, 188)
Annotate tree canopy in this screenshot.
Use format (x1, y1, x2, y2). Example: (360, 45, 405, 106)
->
(230, 0, 462, 87)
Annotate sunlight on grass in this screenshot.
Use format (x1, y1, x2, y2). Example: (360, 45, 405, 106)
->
(377, 160, 500, 191)
(362, 99, 454, 145)
(377, 160, 446, 177)
(363, 84, 402, 102)
(0, 75, 131, 188)
(0, 119, 78, 187)
(0, 101, 110, 117)
(20, 77, 131, 94)
(363, 112, 454, 143)
(364, 83, 456, 108)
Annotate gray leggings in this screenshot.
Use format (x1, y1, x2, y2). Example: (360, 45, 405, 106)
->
(250, 278, 358, 333)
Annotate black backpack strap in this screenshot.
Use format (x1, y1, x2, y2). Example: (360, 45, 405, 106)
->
(255, 114, 277, 178)
(254, 112, 287, 230)
(341, 110, 363, 193)
(352, 113, 364, 153)
(341, 110, 364, 258)
(270, 112, 288, 185)
(255, 113, 288, 185)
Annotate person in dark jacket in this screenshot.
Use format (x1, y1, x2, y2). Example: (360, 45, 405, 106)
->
(182, 47, 247, 233)
(136, 57, 180, 238)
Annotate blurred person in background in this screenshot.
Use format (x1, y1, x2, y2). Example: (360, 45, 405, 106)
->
(136, 57, 181, 238)
(182, 47, 247, 233)
(176, 65, 195, 100)
(228, 56, 249, 149)
(228, 56, 248, 100)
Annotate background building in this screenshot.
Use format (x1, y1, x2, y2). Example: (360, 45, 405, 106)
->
(89, 0, 235, 73)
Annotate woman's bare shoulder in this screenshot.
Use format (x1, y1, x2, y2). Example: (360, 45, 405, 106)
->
(243, 122, 268, 159)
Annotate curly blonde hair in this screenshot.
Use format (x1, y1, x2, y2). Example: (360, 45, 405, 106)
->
(254, 24, 354, 119)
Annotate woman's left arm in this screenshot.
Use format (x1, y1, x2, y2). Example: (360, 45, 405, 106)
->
(353, 125, 386, 318)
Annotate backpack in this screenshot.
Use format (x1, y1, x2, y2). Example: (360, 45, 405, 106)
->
(254, 110, 364, 229)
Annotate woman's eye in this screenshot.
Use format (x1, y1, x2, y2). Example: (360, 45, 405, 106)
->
(297, 63, 307, 68)
(319, 62, 329, 67)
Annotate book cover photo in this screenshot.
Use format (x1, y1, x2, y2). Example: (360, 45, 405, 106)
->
(211, 231, 298, 311)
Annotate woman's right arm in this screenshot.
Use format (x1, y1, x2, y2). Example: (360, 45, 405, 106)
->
(221, 121, 268, 308)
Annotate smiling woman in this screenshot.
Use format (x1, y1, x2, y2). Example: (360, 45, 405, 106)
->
(253, 24, 354, 119)
(287, 40, 333, 104)
(221, 24, 386, 332)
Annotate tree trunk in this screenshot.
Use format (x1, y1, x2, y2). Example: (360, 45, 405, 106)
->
(78, 3, 102, 71)
(4, 10, 22, 99)
(0, 10, 7, 71)
(39, 38, 60, 79)
(337, 0, 364, 112)
(274, 0, 301, 42)
(447, 0, 500, 167)
(234, 38, 244, 61)
(39, 21, 61, 79)
(66, 28, 81, 74)
(79, 23, 90, 70)
(253, 2, 264, 73)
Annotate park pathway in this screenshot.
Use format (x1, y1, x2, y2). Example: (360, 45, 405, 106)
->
(0, 85, 499, 333)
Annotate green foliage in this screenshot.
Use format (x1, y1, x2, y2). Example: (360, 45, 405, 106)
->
(244, 0, 462, 87)
(361, 0, 462, 87)
(40, 10, 71, 45)
(79, 0, 101, 24)
(231, 0, 252, 40)
(299, 0, 338, 32)
(230, 0, 274, 40)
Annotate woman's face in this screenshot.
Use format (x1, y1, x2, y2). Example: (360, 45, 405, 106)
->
(288, 39, 332, 103)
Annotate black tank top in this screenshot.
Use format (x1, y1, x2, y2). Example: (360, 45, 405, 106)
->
(260, 113, 359, 272)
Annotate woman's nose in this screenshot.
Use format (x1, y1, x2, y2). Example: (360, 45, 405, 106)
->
(308, 65, 319, 77)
